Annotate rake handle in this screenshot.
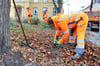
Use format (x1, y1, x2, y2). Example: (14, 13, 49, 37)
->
(13, 0, 28, 44)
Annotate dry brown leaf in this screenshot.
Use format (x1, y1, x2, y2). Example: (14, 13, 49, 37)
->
(47, 52, 51, 55)
(29, 58, 33, 62)
(10, 52, 15, 56)
(11, 37, 15, 41)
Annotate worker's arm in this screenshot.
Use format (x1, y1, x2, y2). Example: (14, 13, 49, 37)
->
(54, 20, 62, 39)
(54, 24, 61, 43)
(51, 16, 61, 43)
(54, 29, 61, 44)
(59, 29, 69, 43)
(57, 24, 69, 45)
(54, 29, 61, 40)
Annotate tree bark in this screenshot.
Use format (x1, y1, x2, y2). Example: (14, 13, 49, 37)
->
(0, 1, 24, 66)
(99, 18, 100, 35)
(52, 0, 63, 14)
(97, 18, 100, 39)
(58, 0, 62, 13)
(0, 0, 11, 55)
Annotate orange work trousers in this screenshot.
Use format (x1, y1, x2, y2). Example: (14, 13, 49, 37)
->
(69, 13, 88, 54)
(28, 16, 32, 23)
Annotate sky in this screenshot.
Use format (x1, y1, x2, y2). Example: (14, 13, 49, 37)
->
(63, 0, 91, 14)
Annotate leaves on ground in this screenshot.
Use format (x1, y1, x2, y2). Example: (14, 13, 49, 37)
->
(10, 23, 100, 66)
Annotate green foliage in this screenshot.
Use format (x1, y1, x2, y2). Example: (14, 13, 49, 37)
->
(10, 17, 55, 34)
(22, 16, 44, 25)
(31, 16, 44, 25)
(10, 20, 42, 32)
(10, 21, 19, 31)
(48, 24, 55, 29)
(42, 23, 55, 30)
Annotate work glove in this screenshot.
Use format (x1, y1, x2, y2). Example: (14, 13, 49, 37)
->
(54, 39, 57, 44)
(57, 41, 62, 45)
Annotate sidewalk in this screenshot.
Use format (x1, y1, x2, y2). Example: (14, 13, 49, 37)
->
(85, 31, 100, 47)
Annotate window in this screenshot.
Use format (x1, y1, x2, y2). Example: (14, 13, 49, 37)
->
(94, 0, 96, 3)
(90, 12, 95, 17)
(34, 0, 38, 3)
(43, 8, 48, 17)
(88, 12, 91, 16)
(54, 0, 58, 3)
(43, 8, 47, 12)
(33, 8, 38, 16)
(15, 0, 18, 2)
(20, 0, 24, 1)
(15, 7, 22, 17)
(95, 0, 100, 3)
(44, 0, 48, 3)
(96, 11, 100, 16)
(15, 0, 24, 2)
(96, 0, 100, 3)
(43, 8, 48, 16)
(53, 8, 57, 16)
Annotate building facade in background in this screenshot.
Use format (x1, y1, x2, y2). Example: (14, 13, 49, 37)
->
(10, 0, 64, 19)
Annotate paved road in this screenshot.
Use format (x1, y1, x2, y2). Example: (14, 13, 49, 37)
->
(85, 31, 100, 47)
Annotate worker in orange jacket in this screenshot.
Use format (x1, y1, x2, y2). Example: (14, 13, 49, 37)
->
(47, 12, 88, 60)
(43, 10, 48, 22)
(27, 7, 32, 23)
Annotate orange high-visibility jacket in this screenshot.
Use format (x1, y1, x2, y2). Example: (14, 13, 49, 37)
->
(52, 12, 88, 43)
(43, 12, 48, 22)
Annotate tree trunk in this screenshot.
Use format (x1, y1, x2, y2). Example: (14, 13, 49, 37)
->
(0, 0, 11, 55)
(52, 0, 62, 14)
(99, 19, 100, 35)
(0, 0, 24, 66)
(58, 0, 62, 13)
(99, 19, 100, 39)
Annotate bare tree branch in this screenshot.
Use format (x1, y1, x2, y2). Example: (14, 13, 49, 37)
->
(52, 0, 58, 10)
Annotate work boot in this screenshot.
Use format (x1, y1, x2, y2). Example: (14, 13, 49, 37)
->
(72, 53, 83, 60)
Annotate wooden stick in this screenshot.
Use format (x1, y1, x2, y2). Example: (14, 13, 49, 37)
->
(13, 0, 28, 44)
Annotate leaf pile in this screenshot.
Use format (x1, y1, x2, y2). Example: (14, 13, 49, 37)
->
(10, 25, 100, 66)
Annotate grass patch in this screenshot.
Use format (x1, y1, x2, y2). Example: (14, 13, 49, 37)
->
(10, 18, 56, 34)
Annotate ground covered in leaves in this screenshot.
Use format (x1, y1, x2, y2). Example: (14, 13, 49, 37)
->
(10, 22, 100, 66)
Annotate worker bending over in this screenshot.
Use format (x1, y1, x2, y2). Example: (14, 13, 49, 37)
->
(27, 7, 32, 23)
(47, 12, 88, 60)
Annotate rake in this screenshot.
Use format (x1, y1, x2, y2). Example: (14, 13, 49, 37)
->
(13, 0, 35, 49)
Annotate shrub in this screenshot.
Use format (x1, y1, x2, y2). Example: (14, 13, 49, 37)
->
(31, 17, 43, 25)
